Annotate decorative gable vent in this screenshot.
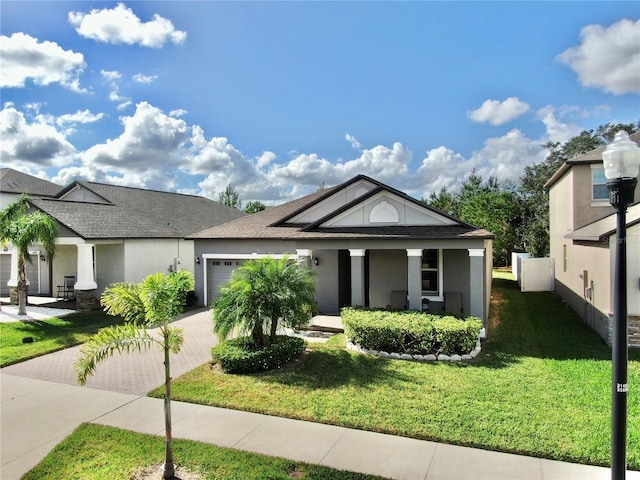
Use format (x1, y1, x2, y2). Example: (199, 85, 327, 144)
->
(370, 200, 399, 223)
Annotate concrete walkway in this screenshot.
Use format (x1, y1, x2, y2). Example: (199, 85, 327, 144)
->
(1, 309, 638, 480)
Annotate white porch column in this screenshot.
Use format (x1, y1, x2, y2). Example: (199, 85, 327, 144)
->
(296, 249, 312, 268)
(349, 249, 366, 307)
(7, 246, 20, 288)
(468, 248, 485, 321)
(75, 243, 97, 290)
(406, 249, 423, 311)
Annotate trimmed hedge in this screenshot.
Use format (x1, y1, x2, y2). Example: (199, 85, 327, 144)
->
(342, 308, 482, 356)
(211, 335, 306, 374)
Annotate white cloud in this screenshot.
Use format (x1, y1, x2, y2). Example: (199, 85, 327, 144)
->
(101, 69, 131, 108)
(409, 129, 548, 199)
(536, 106, 583, 144)
(133, 73, 157, 84)
(100, 70, 121, 81)
(346, 133, 362, 150)
(557, 18, 640, 95)
(0, 106, 76, 169)
(468, 97, 530, 125)
(169, 109, 187, 117)
(0, 33, 85, 92)
(79, 102, 191, 175)
(469, 129, 547, 182)
(256, 151, 277, 169)
(57, 109, 105, 126)
(69, 3, 187, 48)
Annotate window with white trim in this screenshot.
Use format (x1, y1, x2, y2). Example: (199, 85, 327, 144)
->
(421, 249, 439, 294)
(591, 166, 608, 201)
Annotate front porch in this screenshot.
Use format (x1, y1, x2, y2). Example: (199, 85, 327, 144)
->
(297, 246, 490, 327)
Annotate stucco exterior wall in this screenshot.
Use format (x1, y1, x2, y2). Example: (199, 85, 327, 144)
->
(311, 249, 339, 314)
(443, 249, 471, 315)
(95, 243, 124, 294)
(52, 244, 78, 294)
(369, 249, 408, 309)
(611, 224, 640, 317)
(123, 238, 194, 284)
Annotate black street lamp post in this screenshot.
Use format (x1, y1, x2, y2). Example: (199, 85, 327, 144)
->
(602, 131, 640, 480)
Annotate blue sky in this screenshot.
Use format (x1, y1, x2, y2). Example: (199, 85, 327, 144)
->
(1, 1, 639, 204)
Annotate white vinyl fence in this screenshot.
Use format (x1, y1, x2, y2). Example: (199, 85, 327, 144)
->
(519, 257, 555, 292)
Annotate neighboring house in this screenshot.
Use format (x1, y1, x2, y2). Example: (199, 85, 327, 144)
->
(1, 169, 245, 308)
(189, 175, 494, 330)
(1, 169, 64, 296)
(545, 132, 640, 347)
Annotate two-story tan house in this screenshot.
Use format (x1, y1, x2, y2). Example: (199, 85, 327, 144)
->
(545, 132, 640, 346)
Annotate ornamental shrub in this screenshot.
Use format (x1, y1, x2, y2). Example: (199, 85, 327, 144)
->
(341, 307, 481, 356)
(211, 335, 306, 374)
(434, 316, 482, 355)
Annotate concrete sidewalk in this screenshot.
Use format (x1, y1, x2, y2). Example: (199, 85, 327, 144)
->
(1, 309, 639, 480)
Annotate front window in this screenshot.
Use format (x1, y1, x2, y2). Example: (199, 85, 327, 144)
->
(421, 249, 439, 294)
(592, 167, 608, 201)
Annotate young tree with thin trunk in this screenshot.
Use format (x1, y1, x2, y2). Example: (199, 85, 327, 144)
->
(0, 195, 57, 315)
(75, 270, 194, 480)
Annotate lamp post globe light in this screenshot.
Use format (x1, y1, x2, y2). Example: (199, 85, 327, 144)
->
(602, 130, 640, 480)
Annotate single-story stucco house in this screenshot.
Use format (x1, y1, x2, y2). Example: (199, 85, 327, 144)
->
(1, 168, 245, 308)
(189, 175, 494, 330)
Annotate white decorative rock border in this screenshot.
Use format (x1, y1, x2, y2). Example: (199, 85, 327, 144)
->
(346, 338, 482, 362)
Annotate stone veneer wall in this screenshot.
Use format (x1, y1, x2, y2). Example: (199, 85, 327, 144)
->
(75, 289, 101, 311)
(627, 315, 640, 348)
(607, 315, 640, 348)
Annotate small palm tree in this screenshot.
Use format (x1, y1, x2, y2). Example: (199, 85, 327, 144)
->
(0, 195, 57, 315)
(75, 270, 194, 480)
(212, 256, 316, 348)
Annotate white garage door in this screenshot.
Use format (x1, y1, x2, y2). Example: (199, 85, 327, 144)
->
(208, 259, 245, 305)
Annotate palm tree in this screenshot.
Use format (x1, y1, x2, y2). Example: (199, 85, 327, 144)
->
(75, 270, 194, 480)
(0, 195, 57, 315)
(212, 256, 316, 348)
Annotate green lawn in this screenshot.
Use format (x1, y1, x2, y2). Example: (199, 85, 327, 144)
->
(0, 310, 125, 367)
(152, 273, 640, 470)
(22, 423, 386, 480)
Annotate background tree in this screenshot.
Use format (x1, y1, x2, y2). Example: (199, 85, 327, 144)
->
(244, 200, 266, 214)
(423, 121, 638, 262)
(0, 195, 57, 315)
(218, 184, 242, 210)
(212, 256, 316, 348)
(422, 186, 459, 216)
(75, 270, 194, 480)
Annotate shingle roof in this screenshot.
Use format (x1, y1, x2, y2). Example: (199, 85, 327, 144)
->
(189, 176, 493, 241)
(30, 181, 246, 239)
(545, 131, 640, 189)
(566, 202, 640, 241)
(0, 168, 63, 197)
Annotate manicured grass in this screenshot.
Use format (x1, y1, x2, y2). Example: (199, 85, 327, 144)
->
(22, 423, 386, 480)
(153, 274, 640, 470)
(0, 310, 126, 367)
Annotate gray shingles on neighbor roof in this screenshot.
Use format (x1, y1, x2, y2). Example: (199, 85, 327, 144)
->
(1, 168, 63, 197)
(566, 203, 640, 241)
(30, 181, 246, 240)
